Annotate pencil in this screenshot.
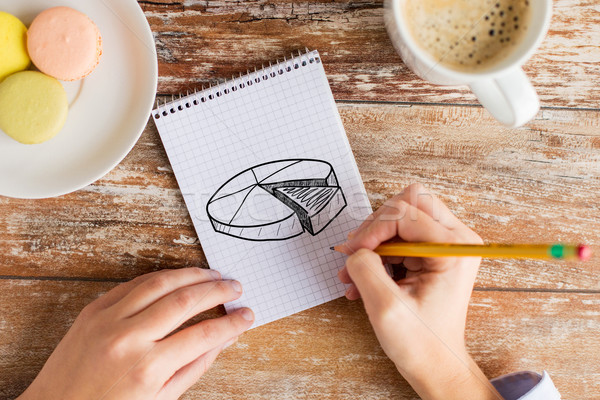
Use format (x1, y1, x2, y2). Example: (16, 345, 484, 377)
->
(330, 243, 592, 261)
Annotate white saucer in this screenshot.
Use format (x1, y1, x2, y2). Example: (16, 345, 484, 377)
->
(0, 0, 158, 198)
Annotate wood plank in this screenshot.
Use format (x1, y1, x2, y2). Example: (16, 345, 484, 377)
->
(141, 0, 600, 108)
(1, 104, 598, 290)
(343, 104, 600, 291)
(0, 121, 206, 279)
(1, 279, 598, 399)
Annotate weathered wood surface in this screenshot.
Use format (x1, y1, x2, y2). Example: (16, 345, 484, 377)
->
(1, 1, 599, 399)
(1, 280, 598, 400)
(143, 0, 600, 108)
(1, 104, 598, 289)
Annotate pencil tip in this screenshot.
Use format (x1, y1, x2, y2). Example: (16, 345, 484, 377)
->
(330, 246, 335, 251)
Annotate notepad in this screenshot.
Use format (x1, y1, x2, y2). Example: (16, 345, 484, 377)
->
(153, 50, 372, 327)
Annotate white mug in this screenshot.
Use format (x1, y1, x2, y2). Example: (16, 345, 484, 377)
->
(384, 0, 552, 128)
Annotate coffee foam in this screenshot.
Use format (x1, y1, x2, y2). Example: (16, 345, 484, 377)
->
(403, 0, 532, 72)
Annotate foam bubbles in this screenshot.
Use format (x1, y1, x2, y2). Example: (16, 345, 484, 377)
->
(404, 0, 532, 72)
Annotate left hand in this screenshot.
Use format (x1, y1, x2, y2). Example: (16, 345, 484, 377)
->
(18, 268, 254, 400)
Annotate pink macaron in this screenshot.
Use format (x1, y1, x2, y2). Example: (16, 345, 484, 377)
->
(27, 6, 103, 81)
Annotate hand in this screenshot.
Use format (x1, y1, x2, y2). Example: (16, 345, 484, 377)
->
(337, 184, 500, 400)
(18, 268, 254, 400)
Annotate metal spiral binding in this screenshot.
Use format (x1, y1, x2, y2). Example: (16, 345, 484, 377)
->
(153, 48, 319, 120)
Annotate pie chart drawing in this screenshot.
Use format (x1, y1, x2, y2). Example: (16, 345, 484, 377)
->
(207, 159, 347, 241)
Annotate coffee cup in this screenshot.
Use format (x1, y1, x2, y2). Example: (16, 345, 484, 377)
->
(384, 0, 552, 128)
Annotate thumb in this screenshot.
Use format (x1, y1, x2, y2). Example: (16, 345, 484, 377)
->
(158, 342, 227, 400)
(345, 249, 404, 319)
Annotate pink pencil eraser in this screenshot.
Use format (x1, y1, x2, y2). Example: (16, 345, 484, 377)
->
(577, 245, 592, 261)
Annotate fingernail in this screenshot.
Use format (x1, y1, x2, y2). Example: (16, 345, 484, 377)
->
(222, 337, 237, 349)
(240, 308, 254, 321)
(230, 280, 242, 293)
(345, 287, 356, 299)
(347, 230, 357, 239)
(209, 269, 221, 280)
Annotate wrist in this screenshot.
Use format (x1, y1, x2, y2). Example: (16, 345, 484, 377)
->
(396, 348, 501, 400)
(389, 331, 468, 380)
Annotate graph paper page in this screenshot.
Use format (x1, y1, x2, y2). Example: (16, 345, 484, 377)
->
(153, 50, 372, 327)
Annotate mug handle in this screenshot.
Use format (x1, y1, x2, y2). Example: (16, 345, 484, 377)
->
(469, 68, 540, 128)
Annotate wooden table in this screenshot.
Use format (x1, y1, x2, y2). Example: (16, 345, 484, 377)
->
(1, 1, 599, 399)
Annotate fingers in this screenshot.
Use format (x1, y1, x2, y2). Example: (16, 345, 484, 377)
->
(345, 284, 361, 300)
(346, 184, 463, 245)
(397, 184, 483, 245)
(345, 197, 393, 242)
(341, 201, 458, 275)
(155, 308, 254, 372)
(339, 257, 403, 284)
(337, 187, 481, 291)
(337, 266, 352, 284)
(87, 271, 163, 311)
(338, 267, 361, 299)
(345, 200, 454, 254)
(345, 249, 403, 317)
(348, 210, 381, 238)
(112, 268, 221, 318)
(128, 279, 244, 340)
(394, 183, 463, 231)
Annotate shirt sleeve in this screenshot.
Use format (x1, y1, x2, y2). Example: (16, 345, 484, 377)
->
(490, 371, 561, 400)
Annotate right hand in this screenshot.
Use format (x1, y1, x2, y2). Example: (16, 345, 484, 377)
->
(337, 184, 500, 400)
(18, 268, 254, 400)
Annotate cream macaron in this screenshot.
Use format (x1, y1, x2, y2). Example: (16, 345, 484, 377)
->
(27, 6, 103, 81)
(0, 12, 31, 81)
(0, 71, 68, 144)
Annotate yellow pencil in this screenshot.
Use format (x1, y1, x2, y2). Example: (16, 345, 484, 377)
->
(331, 243, 592, 261)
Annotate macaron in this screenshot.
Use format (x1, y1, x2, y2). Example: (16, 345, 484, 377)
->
(0, 71, 68, 144)
(0, 12, 31, 81)
(27, 6, 103, 81)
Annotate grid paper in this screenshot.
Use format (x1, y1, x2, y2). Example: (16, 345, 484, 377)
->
(153, 50, 372, 328)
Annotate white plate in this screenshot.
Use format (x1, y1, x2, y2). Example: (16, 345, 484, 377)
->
(0, 0, 158, 198)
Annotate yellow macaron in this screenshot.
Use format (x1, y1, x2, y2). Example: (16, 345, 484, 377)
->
(0, 71, 68, 144)
(0, 11, 31, 81)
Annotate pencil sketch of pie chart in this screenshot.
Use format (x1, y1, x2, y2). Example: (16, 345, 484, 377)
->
(206, 159, 347, 241)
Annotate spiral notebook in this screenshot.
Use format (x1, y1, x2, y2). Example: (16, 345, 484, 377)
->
(153, 50, 372, 328)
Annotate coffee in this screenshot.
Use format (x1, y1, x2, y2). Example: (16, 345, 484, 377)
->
(403, 0, 532, 72)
